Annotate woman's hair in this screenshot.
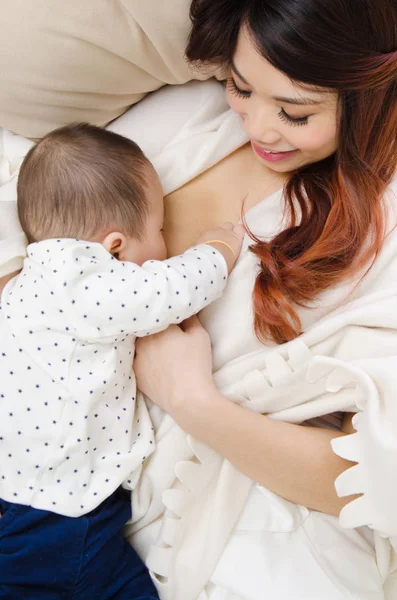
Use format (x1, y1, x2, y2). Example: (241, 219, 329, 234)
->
(187, 0, 397, 344)
(18, 123, 151, 244)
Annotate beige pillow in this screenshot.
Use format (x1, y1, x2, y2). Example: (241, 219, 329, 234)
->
(0, 0, 215, 139)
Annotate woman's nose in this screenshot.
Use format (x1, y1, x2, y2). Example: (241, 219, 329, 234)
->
(243, 107, 281, 145)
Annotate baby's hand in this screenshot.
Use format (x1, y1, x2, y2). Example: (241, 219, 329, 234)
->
(197, 222, 245, 273)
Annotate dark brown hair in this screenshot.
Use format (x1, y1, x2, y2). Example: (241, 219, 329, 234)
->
(187, 0, 397, 344)
(18, 123, 151, 243)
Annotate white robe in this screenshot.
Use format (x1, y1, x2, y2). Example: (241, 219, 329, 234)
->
(124, 83, 397, 600)
(126, 176, 397, 600)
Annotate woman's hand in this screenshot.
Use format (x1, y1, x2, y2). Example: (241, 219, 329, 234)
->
(134, 316, 216, 422)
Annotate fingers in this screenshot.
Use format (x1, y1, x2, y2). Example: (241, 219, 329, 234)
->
(195, 220, 246, 274)
(135, 324, 179, 351)
(221, 222, 234, 231)
(180, 314, 201, 333)
(222, 223, 246, 238)
(233, 223, 246, 238)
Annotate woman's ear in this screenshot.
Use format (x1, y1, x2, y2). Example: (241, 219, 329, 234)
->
(102, 231, 126, 259)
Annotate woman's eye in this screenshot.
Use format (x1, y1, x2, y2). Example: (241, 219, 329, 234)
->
(278, 108, 309, 126)
(227, 77, 252, 99)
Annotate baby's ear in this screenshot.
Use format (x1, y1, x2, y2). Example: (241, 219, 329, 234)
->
(102, 231, 126, 258)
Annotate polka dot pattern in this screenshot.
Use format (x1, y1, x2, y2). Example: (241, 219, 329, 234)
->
(0, 239, 228, 516)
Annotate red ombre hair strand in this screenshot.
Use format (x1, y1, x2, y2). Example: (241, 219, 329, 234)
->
(187, 0, 397, 344)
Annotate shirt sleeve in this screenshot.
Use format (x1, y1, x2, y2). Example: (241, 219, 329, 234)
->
(53, 243, 228, 340)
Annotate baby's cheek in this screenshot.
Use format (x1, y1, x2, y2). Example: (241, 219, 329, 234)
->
(153, 236, 167, 262)
(159, 238, 167, 262)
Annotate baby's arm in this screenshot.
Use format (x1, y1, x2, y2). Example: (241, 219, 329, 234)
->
(130, 244, 229, 336)
(130, 222, 245, 336)
(55, 243, 229, 340)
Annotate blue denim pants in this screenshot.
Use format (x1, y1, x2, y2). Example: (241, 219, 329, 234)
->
(0, 487, 159, 600)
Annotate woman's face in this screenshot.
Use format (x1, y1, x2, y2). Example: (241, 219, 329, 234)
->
(226, 28, 338, 173)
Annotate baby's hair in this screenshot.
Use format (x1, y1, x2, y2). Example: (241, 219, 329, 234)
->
(17, 123, 152, 244)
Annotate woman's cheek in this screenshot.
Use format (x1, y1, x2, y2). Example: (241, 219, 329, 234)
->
(301, 116, 338, 154)
(293, 125, 337, 155)
(226, 90, 244, 115)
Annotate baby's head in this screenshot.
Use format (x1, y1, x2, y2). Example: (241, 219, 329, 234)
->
(17, 123, 167, 264)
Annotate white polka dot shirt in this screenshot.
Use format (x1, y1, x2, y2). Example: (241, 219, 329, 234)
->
(0, 239, 228, 516)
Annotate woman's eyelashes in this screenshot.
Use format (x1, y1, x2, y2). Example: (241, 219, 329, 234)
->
(227, 77, 252, 99)
(278, 108, 309, 127)
(228, 77, 310, 126)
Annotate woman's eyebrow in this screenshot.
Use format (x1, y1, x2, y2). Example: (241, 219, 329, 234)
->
(272, 95, 322, 106)
(230, 60, 251, 85)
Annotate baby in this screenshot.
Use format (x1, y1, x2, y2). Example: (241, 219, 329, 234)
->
(0, 124, 243, 599)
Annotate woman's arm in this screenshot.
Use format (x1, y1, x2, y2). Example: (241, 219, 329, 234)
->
(134, 317, 359, 517)
(176, 389, 358, 516)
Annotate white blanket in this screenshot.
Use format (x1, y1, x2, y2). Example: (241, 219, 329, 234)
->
(1, 80, 397, 599)
(126, 179, 397, 600)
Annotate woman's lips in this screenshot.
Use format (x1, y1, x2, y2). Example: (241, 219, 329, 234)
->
(252, 142, 298, 163)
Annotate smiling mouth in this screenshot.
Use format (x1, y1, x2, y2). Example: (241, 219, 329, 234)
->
(252, 143, 298, 163)
(259, 148, 295, 154)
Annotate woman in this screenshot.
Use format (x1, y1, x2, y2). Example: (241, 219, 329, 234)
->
(132, 0, 397, 598)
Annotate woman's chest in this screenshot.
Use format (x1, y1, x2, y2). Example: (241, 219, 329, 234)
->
(163, 144, 286, 256)
(199, 192, 289, 370)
